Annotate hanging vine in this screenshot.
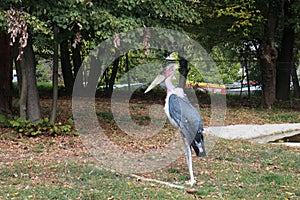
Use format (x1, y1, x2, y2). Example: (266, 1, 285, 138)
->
(72, 21, 82, 49)
(7, 7, 28, 60)
(143, 27, 150, 58)
(72, 31, 82, 49)
(113, 29, 120, 49)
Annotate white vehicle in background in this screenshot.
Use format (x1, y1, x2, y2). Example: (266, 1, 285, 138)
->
(226, 81, 261, 95)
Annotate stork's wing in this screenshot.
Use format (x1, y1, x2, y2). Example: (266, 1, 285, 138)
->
(168, 94, 203, 145)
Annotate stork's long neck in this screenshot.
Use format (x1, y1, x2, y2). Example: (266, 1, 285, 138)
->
(165, 75, 175, 94)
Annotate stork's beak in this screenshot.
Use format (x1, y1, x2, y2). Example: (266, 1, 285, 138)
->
(144, 74, 166, 93)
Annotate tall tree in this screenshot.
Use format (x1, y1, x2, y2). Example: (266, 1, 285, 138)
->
(0, 30, 12, 114)
(50, 25, 59, 123)
(292, 3, 300, 98)
(291, 63, 300, 98)
(106, 57, 120, 97)
(259, 0, 283, 108)
(60, 39, 75, 94)
(19, 33, 41, 121)
(5, 6, 42, 121)
(276, 0, 296, 100)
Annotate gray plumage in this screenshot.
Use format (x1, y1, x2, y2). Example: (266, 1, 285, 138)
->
(168, 93, 206, 157)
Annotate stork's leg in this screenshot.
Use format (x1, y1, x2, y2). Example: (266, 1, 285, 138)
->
(185, 145, 196, 186)
(182, 137, 196, 186)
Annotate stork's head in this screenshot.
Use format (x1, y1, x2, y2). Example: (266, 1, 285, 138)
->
(144, 63, 178, 93)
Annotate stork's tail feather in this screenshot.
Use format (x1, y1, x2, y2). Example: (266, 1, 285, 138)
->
(191, 130, 206, 157)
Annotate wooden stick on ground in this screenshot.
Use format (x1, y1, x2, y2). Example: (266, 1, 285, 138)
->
(131, 174, 185, 190)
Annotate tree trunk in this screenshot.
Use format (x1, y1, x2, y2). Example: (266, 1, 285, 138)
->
(85, 55, 101, 94)
(178, 57, 189, 89)
(291, 64, 300, 98)
(17, 33, 41, 121)
(12, 38, 26, 118)
(260, 42, 277, 109)
(19, 55, 27, 120)
(106, 57, 119, 97)
(126, 53, 131, 91)
(12, 39, 21, 93)
(50, 25, 59, 123)
(276, 0, 295, 100)
(71, 40, 83, 88)
(0, 31, 13, 114)
(60, 40, 74, 94)
(103, 68, 109, 92)
(259, 0, 282, 108)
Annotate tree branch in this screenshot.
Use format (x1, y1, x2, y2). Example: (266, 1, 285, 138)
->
(130, 174, 185, 190)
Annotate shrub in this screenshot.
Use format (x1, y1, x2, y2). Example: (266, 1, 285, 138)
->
(5, 117, 77, 137)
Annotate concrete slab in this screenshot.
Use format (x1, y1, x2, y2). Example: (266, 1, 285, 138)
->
(252, 130, 300, 143)
(205, 123, 300, 146)
(271, 142, 300, 147)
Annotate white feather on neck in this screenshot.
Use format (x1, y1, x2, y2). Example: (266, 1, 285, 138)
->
(165, 74, 186, 98)
(173, 88, 185, 98)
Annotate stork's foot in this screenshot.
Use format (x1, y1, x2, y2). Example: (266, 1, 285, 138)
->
(185, 179, 196, 186)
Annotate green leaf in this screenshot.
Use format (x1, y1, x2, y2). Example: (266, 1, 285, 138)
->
(0, 114, 6, 123)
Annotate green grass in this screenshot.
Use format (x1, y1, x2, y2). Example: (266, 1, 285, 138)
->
(206, 140, 300, 199)
(96, 111, 114, 121)
(0, 139, 299, 199)
(2, 90, 300, 199)
(260, 111, 300, 123)
(97, 110, 152, 125)
(0, 161, 194, 200)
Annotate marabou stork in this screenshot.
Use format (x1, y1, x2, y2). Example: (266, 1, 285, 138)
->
(145, 62, 206, 186)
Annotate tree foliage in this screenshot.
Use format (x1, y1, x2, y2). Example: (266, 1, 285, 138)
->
(217, 0, 264, 38)
(207, 0, 299, 106)
(211, 46, 241, 84)
(0, 0, 299, 114)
